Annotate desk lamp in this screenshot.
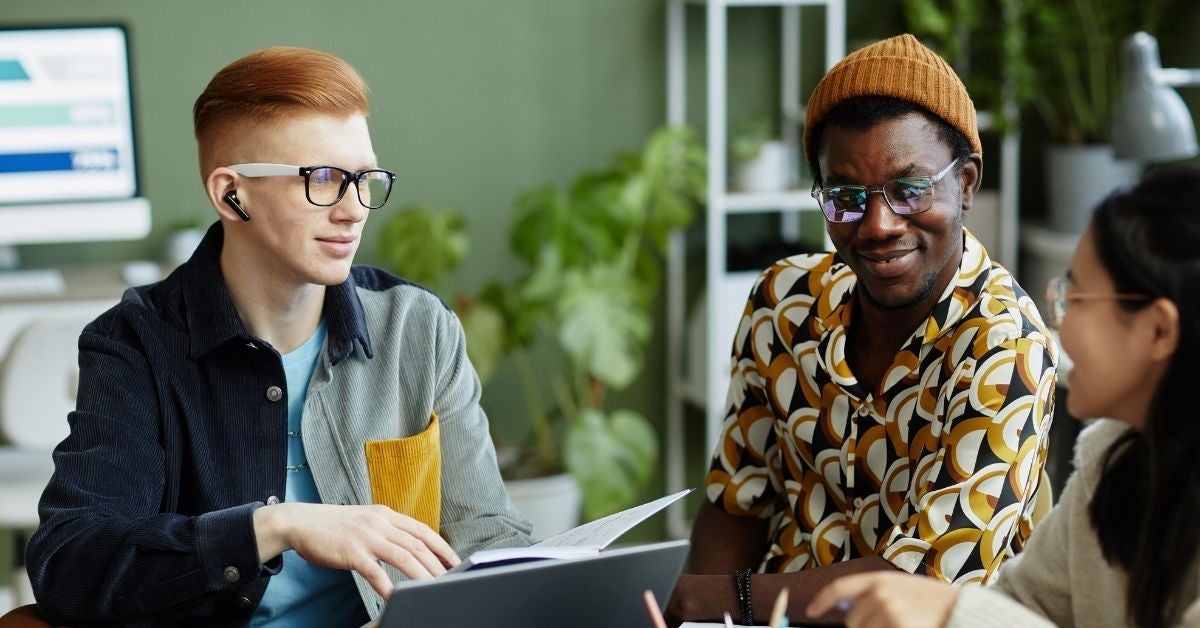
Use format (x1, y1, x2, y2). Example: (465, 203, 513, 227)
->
(1112, 31, 1200, 162)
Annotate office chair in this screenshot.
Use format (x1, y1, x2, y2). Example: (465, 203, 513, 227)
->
(0, 604, 50, 628)
(0, 312, 97, 622)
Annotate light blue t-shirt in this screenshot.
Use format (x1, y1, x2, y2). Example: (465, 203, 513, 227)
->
(252, 323, 369, 627)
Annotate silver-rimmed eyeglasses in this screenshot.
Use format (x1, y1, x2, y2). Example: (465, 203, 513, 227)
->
(227, 163, 396, 209)
(1044, 275, 1153, 329)
(811, 158, 960, 223)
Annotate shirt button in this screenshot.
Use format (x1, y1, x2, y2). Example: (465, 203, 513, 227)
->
(265, 386, 283, 402)
(853, 497, 864, 508)
(857, 406, 869, 417)
(266, 495, 280, 506)
(223, 566, 240, 582)
(235, 596, 253, 610)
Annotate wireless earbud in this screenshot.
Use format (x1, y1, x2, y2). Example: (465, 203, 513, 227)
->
(223, 191, 250, 221)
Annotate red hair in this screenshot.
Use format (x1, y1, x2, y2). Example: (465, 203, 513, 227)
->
(193, 46, 370, 170)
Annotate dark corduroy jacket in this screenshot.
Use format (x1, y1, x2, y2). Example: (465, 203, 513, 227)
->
(26, 223, 532, 626)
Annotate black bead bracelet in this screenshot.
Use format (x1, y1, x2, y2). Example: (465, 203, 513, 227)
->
(733, 568, 753, 626)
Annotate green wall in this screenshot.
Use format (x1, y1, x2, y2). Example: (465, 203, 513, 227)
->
(0, 0, 793, 578)
(10, 0, 669, 270)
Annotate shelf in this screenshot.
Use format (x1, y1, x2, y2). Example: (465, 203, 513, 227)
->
(664, 0, 845, 539)
(684, 0, 834, 6)
(720, 189, 819, 212)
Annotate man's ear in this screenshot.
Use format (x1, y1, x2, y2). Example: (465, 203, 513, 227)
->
(1145, 297, 1180, 363)
(205, 167, 242, 223)
(959, 153, 983, 212)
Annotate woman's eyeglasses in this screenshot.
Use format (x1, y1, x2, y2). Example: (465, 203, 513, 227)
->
(1044, 275, 1153, 328)
(227, 163, 396, 209)
(810, 158, 960, 223)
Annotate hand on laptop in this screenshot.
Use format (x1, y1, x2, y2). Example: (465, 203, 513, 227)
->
(253, 502, 460, 596)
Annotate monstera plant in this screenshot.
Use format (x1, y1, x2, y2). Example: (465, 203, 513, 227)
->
(377, 126, 706, 520)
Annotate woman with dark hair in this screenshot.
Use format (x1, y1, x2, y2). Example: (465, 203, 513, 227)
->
(807, 166, 1200, 628)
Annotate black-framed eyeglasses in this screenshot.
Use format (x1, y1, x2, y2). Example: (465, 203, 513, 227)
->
(1044, 275, 1153, 329)
(810, 158, 960, 223)
(227, 163, 396, 209)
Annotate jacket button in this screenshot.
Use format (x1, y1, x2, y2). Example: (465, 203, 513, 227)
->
(266, 495, 280, 505)
(223, 566, 240, 582)
(235, 595, 253, 610)
(266, 386, 283, 402)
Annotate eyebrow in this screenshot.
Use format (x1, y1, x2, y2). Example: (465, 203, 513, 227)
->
(824, 162, 925, 186)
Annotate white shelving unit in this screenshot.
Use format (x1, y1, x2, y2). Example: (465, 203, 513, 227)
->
(662, 0, 845, 537)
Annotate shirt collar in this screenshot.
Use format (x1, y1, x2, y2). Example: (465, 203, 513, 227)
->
(919, 228, 992, 343)
(816, 228, 993, 341)
(180, 221, 373, 362)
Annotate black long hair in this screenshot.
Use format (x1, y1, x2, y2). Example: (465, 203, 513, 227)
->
(1087, 165, 1200, 628)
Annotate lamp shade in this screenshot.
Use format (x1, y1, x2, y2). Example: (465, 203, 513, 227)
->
(1112, 32, 1199, 162)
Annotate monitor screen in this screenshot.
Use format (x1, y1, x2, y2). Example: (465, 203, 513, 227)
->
(0, 24, 150, 246)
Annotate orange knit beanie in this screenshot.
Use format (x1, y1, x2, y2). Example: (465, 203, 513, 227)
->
(803, 33, 981, 168)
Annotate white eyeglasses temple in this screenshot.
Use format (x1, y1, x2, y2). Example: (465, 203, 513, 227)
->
(227, 163, 303, 177)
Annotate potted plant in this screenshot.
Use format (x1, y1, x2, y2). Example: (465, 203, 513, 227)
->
(902, 0, 1030, 133)
(1021, 0, 1180, 233)
(904, 1, 1185, 233)
(376, 126, 706, 532)
(729, 116, 792, 192)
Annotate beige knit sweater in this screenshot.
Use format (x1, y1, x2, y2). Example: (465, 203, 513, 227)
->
(947, 419, 1200, 628)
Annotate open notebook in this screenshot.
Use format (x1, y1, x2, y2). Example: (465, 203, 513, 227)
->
(448, 487, 693, 573)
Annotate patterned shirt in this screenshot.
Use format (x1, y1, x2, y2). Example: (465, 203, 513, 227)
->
(706, 230, 1056, 584)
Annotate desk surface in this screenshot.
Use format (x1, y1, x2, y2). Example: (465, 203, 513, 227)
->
(0, 263, 164, 305)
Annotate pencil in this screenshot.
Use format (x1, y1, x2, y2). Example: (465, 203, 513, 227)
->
(768, 587, 789, 628)
(643, 589, 669, 628)
(723, 611, 735, 628)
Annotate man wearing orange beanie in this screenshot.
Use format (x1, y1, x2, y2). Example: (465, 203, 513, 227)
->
(669, 34, 1057, 624)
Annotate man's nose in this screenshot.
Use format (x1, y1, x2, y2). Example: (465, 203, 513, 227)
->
(855, 191, 906, 239)
(331, 185, 369, 222)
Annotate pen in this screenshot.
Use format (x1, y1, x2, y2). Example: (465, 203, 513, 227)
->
(769, 587, 789, 628)
(723, 611, 734, 628)
(643, 589, 668, 628)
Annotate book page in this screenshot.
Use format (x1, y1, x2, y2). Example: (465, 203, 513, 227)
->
(445, 488, 693, 574)
(534, 488, 692, 549)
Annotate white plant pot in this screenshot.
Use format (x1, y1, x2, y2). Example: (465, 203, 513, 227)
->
(732, 140, 793, 193)
(164, 228, 206, 267)
(1044, 144, 1140, 234)
(504, 473, 581, 539)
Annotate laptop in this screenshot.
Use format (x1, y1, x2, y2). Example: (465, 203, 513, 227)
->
(379, 539, 689, 628)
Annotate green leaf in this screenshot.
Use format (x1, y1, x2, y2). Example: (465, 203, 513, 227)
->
(556, 265, 652, 389)
(510, 184, 617, 271)
(376, 205, 467, 289)
(564, 408, 658, 520)
(459, 300, 505, 384)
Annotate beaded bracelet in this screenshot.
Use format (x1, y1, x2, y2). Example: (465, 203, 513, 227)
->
(733, 568, 753, 626)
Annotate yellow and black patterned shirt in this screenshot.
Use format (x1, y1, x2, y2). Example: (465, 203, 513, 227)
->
(706, 230, 1057, 584)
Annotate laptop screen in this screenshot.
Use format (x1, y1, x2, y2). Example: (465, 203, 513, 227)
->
(380, 539, 689, 628)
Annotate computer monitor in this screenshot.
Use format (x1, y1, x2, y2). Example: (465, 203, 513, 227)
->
(0, 24, 150, 254)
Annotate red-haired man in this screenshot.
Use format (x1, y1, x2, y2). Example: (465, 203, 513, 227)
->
(27, 47, 533, 626)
